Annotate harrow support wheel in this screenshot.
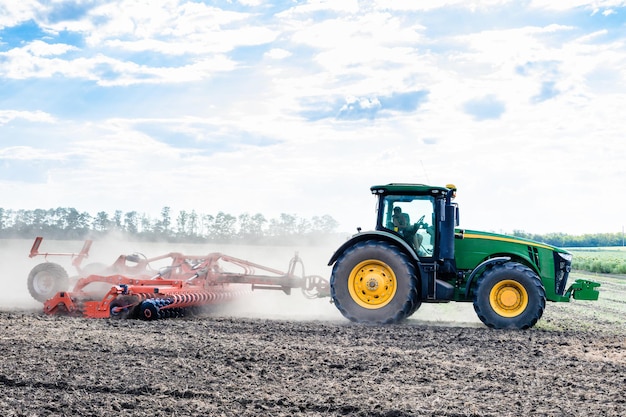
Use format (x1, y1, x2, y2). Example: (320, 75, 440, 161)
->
(138, 300, 160, 321)
(109, 297, 138, 319)
(473, 262, 546, 329)
(330, 240, 418, 324)
(27, 263, 70, 303)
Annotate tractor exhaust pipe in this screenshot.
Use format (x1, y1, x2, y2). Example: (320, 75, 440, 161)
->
(439, 188, 457, 274)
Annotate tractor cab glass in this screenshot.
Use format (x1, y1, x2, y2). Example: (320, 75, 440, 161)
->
(381, 195, 435, 257)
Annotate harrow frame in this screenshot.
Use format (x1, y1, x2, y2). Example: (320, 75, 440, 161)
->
(28, 237, 329, 320)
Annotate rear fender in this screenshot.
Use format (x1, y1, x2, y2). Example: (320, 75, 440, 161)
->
(328, 231, 419, 266)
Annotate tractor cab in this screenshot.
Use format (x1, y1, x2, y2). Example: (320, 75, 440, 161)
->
(371, 183, 456, 260)
(379, 194, 436, 257)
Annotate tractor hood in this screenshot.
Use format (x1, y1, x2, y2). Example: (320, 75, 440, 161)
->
(456, 229, 570, 255)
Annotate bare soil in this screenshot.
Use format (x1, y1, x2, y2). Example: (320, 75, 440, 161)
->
(1, 297, 624, 417)
(0, 240, 624, 416)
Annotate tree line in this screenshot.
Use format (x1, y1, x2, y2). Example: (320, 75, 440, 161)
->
(0, 206, 622, 248)
(0, 207, 340, 244)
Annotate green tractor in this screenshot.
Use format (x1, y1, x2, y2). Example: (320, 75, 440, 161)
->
(328, 183, 600, 329)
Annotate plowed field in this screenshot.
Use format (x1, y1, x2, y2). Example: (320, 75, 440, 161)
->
(0, 240, 624, 416)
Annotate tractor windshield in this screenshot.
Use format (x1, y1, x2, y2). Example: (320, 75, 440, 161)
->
(382, 195, 435, 257)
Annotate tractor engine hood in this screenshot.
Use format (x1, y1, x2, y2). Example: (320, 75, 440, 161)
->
(455, 229, 569, 255)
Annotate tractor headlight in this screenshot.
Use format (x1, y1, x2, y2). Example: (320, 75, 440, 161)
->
(557, 252, 573, 263)
(554, 252, 573, 295)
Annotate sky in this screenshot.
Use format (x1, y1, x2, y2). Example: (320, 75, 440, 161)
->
(0, 0, 625, 236)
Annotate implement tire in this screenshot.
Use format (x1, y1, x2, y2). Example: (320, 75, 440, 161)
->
(473, 262, 546, 329)
(27, 263, 70, 303)
(330, 240, 418, 324)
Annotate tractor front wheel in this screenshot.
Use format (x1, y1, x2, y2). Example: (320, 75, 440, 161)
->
(330, 240, 419, 324)
(473, 262, 546, 329)
(27, 263, 70, 303)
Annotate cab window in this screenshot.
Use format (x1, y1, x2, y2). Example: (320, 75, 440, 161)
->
(382, 195, 435, 257)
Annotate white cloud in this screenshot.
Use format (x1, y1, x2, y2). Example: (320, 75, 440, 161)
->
(23, 40, 77, 56)
(0, 110, 56, 125)
(0, 41, 239, 85)
(373, 0, 513, 11)
(530, 0, 626, 11)
(0, 145, 62, 160)
(279, 0, 360, 16)
(0, 0, 40, 29)
(265, 48, 292, 60)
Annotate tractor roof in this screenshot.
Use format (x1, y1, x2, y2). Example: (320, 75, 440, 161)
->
(370, 183, 452, 196)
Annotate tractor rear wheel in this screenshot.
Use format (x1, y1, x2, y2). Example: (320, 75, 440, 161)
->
(27, 263, 70, 303)
(330, 240, 419, 324)
(473, 262, 546, 329)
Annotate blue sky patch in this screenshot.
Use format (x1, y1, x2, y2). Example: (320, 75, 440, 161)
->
(0, 20, 46, 49)
(47, 1, 92, 24)
(301, 90, 429, 121)
(463, 95, 506, 121)
(136, 123, 282, 155)
(379, 91, 429, 112)
(0, 153, 83, 184)
(532, 81, 559, 103)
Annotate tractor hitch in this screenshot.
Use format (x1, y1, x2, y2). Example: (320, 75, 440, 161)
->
(566, 279, 601, 301)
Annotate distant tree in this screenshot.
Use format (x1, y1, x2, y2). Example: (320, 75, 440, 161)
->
(176, 210, 188, 237)
(296, 217, 311, 234)
(187, 210, 199, 237)
(159, 206, 171, 235)
(113, 210, 123, 230)
(0, 208, 6, 231)
(140, 213, 152, 233)
(269, 213, 298, 236)
(200, 214, 214, 237)
(314, 214, 339, 233)
(93, 211, 109, 232)
(238, 213, 267, 241)
(124, 211, 139, 234)
(209, 212, 236, 241)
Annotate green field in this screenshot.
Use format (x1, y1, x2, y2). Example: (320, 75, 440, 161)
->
(569, 247, 626, 274)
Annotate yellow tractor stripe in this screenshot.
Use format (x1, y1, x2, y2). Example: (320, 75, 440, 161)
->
(462, 233, 554, 250)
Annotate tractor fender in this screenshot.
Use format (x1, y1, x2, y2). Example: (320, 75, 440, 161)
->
(463, 256, 511, 298)
(328, 230, 419, 266)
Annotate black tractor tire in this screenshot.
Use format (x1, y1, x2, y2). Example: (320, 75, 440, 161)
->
(473, 262, 546, 329)
(27, 262, 70, 303)
(330, 240, 419, 324)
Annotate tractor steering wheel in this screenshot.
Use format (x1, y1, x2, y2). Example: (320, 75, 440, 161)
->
(415, 215, 425, 228)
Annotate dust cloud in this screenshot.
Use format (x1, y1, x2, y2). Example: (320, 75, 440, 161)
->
(0, 235, 343, 321)
(0, 235, 482, 326)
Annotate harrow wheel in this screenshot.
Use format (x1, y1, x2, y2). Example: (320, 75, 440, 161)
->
(27, 263, 70, 303)
(138, 300, 160, 321)
(109, 297, 137, 319)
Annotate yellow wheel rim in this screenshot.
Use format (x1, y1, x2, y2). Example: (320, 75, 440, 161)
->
(348, 260, 397, 309)
(489, 279, 528, 317)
